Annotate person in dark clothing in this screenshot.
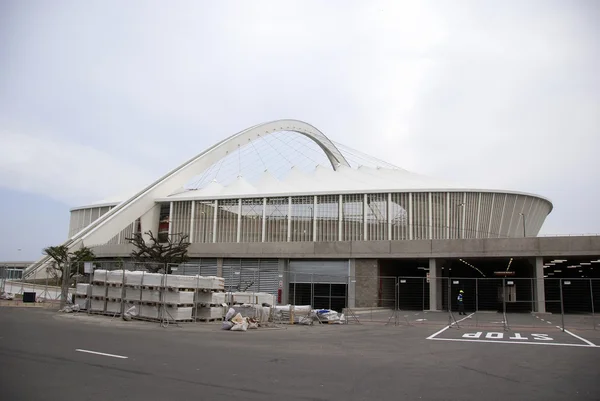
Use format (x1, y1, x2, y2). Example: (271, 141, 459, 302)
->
(457, 290, 465, 315)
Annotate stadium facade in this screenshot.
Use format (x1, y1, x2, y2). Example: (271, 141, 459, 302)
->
(25, 120, 600, 313)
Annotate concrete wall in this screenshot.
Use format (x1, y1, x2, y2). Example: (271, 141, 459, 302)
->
(354, 259, 378, 308)
(182, 236, 600, 259)
(90, 236, 600, 261)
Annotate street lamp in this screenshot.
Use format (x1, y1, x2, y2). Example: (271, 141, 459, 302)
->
(519, 213, 526, 237)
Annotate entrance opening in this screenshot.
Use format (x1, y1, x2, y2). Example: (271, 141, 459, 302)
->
(379, 259, 430, 310)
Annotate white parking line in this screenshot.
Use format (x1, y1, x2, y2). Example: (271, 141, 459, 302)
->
(426, 313, 475, 340)
(75, 349, 128, 359)
(429, 338, 596, 348)
(561, 329, 597, 347)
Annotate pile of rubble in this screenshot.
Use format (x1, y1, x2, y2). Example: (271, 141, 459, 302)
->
(273, 305, 346, 324)
(221, 306, 266, 331)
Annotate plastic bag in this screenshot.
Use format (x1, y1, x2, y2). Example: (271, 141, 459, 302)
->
(231, 321, 248, 331)
(231, 313, 244, 324)
(221, 321, 234, 330)
(225, 308, 236, 321)
(123, 305, 138, 321)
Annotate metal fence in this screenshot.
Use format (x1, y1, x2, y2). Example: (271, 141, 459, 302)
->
(349, 276, 599, 331)
(4, 262, 598, 331)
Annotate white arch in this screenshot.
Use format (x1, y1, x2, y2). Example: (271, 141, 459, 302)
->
(25, 120, 348, 276)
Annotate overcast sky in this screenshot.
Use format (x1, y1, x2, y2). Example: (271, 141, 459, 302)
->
(1, 0, 599, 261)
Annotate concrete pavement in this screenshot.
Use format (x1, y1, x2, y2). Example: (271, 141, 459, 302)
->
(1, 308, 599, 400)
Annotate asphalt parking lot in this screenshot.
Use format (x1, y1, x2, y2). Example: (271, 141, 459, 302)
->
(1, 307, 599, 401)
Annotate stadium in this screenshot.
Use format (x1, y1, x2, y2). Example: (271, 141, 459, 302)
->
(23, 120, 600, 314)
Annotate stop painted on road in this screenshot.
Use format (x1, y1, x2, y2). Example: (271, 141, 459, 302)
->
(462, 332, 553, 341)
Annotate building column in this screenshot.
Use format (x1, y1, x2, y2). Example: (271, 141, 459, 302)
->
(348, 259, 356, 308)
(140, 204, 161, 243)
(216, 258, 223, 278)
(534, 257, 546, 313)
(429, 258, 443, 311)
(279, 258, 288, 305)
(354, 259, 378, 308)
(189, 201, 196, 243)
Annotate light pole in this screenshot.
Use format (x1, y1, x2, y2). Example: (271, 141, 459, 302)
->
(519, 213, 526, 237)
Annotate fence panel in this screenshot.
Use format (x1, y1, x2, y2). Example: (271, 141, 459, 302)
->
(561, 278, 596, 330)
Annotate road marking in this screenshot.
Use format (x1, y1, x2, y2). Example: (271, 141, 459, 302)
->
(76, 349, 128, 359)
(561, 329, 597, 347)
(426, 313, 475, 340)
(429, 338, 597, 348)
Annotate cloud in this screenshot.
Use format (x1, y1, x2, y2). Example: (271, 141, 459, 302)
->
(0, 124, 155, 206)
(0, 0, 598, 245)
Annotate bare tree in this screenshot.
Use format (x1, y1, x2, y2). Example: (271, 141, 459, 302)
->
(43, 245, 96, 281)
(126, 230, 190, 273)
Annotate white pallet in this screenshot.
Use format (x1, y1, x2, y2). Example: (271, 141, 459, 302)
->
(106, 301, 121, 314)
(124, 287, 142, 301)
(211, 292, 226, 304)
(92, 270, 107, 283)
(124, 271, 146, 286)
(139, 273, 163, 287)
(164, 275, 225, 290)
(107, 270, 125, 284)
(91, 285, 107, 298)
(141, 290, 194, 304)
(165, 306, 193, 320)
(75, 296, 89, 310)
(231, 292, 275, 306)
(196, 291, 226, 305)
(107, 287, 123, 299)
(139, 304, 159, 319)
(76, 283, 91, 296)
(90, 299, 105, 312)
(194, 306, 223, 319)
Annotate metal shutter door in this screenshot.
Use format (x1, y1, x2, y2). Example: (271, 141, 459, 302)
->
(289, 260, 349, 284)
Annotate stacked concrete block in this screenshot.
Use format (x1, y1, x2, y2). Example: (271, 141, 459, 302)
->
(228, 292, 276, 306)
(106, 270, 125, 284)
(124, 287, 143, 302)
(195, 306, 224, 320)
(74, 283, 91, 310)
(196, 291, 227, 306)
(76, 283, 91, 296)
(92, 269, 108, 283)
(124, 271, 145, 286)
(91, 284, 107, 298)
(84, 270, 228, 322)
(139, 304, 159, 319)
(90, 298, 105, 312)
(141, 289, 194, 304)
(164, 306, 193, 320)
(107, 286, 123, 299)
(106, 300, 122, 314)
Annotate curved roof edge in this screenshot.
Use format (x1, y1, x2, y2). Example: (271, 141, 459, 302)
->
(25, 119, 346, 278)
(70, 201, 121, 212)
(156, 188, 553, 209)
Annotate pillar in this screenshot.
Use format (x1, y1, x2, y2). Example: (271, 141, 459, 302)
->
(354, 259, 378, 307)
(534, 257, 546, 313)
(278, 258, 288, 305)
(140, 204, 161, 243)
(429, 258, 443, 311)
(348, 259, 356, 308)
(216, 258, 223, 278)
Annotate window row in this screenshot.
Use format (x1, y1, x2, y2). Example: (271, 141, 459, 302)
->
(159, 192, 550, 243)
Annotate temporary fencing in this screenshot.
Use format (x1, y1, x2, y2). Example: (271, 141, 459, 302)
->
(5, 261, 598, 331)
(349, 276, 599, 331)
(0, 262, 67, 305)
